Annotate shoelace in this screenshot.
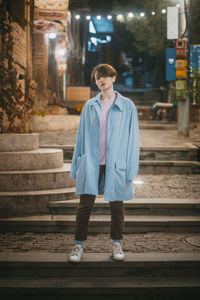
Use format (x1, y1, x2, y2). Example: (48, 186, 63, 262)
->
(113, 243, 123, 254)
(71, 246, 81, 256)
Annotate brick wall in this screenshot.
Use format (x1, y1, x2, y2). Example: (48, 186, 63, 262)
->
(33, 32, 49, 109)
(11, 22, 26, 95)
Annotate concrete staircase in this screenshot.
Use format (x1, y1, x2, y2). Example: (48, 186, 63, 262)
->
(0, 134, 200, 298)
(0, 197, 200, 233)
(40, 144, 200, 175)
(0, 252, 200, 299)
(0, 134, 75, 217)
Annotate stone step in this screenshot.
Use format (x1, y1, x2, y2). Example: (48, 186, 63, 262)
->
(41, 145, 199, 161)
(0, 148, 63, 171)
(1, 276, 200, 299)
(139, 122, 177, 130)
(0, 252, 200, 278)
(62, 160, 200, 174)
(47, 198, 200, 216)
(0, 133, 39, 152)
(0, 187, 78, 217)
(0, 163, 74, 192)
(1, 251, 200, 299)
(0, 215, 199, 233)
(140, 146, 198, 161)
(139, 160, 200, 174)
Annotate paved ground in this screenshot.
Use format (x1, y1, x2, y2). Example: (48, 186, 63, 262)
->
(39, 121, 200, 148)
(0, 232, 200, 254)
(133, 174, 200, 199)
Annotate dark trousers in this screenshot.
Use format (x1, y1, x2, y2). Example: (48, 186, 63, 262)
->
(75, 165, 124, 241)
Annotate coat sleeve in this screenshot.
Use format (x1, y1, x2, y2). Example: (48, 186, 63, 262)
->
(126, 104, 140, 181)
(70, 105, 86, 179)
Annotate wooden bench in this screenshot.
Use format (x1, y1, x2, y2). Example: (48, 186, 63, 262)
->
(153, 102, 174, 121)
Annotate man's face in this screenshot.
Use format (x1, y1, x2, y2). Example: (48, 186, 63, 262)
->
(94, 72, 116, 91)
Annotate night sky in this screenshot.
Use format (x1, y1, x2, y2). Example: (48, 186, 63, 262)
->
(88, 0, 115, 11)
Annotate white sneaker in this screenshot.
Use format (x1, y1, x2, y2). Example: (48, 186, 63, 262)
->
(112, 242, 125, 261)
(69, 245, 83, 263)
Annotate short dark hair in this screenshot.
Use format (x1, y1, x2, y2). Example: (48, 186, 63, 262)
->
(91, 64, 117, 83)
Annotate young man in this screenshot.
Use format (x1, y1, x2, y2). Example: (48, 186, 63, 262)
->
(69, 64, 139, 262)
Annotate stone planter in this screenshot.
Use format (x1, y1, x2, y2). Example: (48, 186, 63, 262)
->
(0, 133, 75, 217)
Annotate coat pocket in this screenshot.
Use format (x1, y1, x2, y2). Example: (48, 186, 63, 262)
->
(115, 161, 126, 170)
(114, 160, 126, 190)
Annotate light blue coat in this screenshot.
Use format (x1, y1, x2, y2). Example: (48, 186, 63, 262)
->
(70, 91, 140, 201)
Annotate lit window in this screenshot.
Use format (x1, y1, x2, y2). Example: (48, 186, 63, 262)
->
(89, 20, 96, 34)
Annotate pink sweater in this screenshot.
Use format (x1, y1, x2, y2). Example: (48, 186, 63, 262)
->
(100, 96, 116, 164)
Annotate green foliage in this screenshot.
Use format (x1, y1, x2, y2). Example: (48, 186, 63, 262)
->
(113, 0, 173, 57)
(189, 68, 200, 104)
(0, 0, 25, 133)
(190, 0, 200, 44)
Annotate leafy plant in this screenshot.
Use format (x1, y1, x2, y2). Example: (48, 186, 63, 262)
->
(113, 0, 173, 57)
(189, 67, 200, 104)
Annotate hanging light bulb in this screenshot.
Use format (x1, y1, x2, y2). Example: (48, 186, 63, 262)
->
(107, 15, 112, 20)
(86, 15, 91, 20)
(96, 15, 101, 20)
(140, 12, 145, 17)
(48, 32, 57, 39)
(162, 9, 166, 14)
(117, 14, 123, 21)
(152, 11, 155, 16)
(75, 14, 80, 20)
(128, 12, 134, 18)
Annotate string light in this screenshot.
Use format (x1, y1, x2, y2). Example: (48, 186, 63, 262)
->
(48, 32, 56, 39)
(128, 12, 134, 18)
(73, 9, 169, 21)
(117, 14, 123, 20)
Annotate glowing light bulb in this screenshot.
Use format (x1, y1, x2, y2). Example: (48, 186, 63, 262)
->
(48, 32, 56, 39)
(117, 14, 123, 20)
(107, 15, 112, 20)
(128, 12, 134, 18)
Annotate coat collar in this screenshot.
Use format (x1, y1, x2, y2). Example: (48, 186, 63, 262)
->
(89, 91, 124, 111)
